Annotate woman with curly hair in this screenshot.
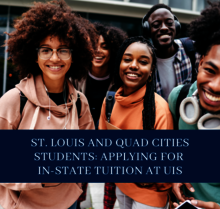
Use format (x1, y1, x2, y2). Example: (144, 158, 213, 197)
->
(74, 22, 127, 127)
(99, 36, 173, 208)
(0, 0, 96, 208)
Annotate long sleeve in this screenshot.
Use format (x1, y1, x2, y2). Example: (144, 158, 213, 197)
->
(0, 88, 21, 130)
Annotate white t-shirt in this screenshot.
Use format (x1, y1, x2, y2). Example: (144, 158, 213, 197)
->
(157, 53, 177, 101)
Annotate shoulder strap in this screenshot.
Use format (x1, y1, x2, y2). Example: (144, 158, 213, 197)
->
(179, 37, 197, 83)
(105, 91, 116, 123)
(20, 91, 28, 115)
(175, 83, 192, 129)
(76, 93, 81, 118)
(20, 91, 82, 118)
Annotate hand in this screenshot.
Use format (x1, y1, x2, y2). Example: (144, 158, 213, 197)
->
(191, 200, 220, 209)
(172, 183, 195, 202)
(173, 200, 220, 209)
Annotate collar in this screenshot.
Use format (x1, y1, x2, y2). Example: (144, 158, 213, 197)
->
(174, 39, 185, 62)
(115, 85, 146, 107)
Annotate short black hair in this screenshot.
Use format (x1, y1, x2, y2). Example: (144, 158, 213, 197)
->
(144, 4, 173, 20)
(189, 1, 220, 56)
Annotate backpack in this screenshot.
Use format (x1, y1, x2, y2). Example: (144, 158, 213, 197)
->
(19, 91, 81, 118)
(174, 83, 192, 130)
(179, 37, 197, 83)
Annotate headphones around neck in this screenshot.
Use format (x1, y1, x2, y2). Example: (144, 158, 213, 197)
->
(179, 90, 220, 129)
(142, 13, 181, 38)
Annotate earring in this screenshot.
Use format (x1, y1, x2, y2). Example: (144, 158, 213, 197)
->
(148, 76, 152, 82)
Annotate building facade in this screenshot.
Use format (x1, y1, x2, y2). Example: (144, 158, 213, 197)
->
(0, 0, 217, 96)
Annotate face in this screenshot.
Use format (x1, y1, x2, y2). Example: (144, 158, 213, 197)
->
(197, 45, 220, 113)
(119, 42, 153, 96)
(148, 8, 176, 49)
(36, 36, 72, 86)
(92, 35, 110, 68)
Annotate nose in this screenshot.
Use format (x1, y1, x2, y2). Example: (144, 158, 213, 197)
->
(208, 76, 220, 93)
(129, 59, 138, 70)
(160, 22, 168, 32)
(96, 45, 102, 53)
(50, 50, 60, 62)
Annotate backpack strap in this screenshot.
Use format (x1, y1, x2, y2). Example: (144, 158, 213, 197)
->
(105, 91, 116, 123)
(20, 91, 28, 115)
(179, 37, 197, 83)
(20, 91, 82, 119)
(76, 93, 81, 118)
(175, 83, 192, 129)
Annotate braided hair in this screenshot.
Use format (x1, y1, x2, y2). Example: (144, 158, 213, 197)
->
(114, 36, 157, 130)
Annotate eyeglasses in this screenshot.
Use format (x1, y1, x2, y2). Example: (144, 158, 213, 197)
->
(36, 47, 73, 60)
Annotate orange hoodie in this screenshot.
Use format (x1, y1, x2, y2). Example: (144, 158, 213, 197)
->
(99, 85, 173, 206)
(99, 85, 173, 130)
(0, 74, 94, 209)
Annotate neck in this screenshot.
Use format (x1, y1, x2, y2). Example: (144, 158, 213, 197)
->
(43, 75, 65, 93)
(156, 44, 177, 59)
(91, 65, 109, 78)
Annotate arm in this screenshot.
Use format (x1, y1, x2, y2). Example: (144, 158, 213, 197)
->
(0, 88, 21, 129)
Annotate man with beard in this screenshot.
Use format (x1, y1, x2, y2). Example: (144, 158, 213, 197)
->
(142, 4, 200, 101)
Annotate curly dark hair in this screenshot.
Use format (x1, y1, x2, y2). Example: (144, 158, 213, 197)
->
(144, 4, 173, 21)
(6, 0, 98, 80)
(93, 22, 128, 76)
(189, 1, 220, 56)
(114, 36, 156, 130)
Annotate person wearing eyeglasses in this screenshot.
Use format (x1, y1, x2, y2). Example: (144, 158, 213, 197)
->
(0, 1, 95, 209)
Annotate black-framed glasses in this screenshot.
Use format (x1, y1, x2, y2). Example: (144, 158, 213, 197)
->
(36, 47, 72, 60)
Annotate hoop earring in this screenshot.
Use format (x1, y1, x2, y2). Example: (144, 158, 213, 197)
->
(148, 76, 152, 82)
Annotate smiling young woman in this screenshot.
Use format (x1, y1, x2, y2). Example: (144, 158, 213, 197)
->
(98, 36, 173, 209)
(74, 23, 127, 127)
(0, 0, 96, 209)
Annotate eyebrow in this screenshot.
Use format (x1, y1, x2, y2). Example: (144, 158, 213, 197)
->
(205, 61, 219, 71)
(124, 53, 150, 59)
(151, 17, 173, 23)
(40, 44, 68, 47)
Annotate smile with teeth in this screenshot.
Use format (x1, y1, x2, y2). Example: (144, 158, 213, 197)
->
(205, 92, 220, 102)
(127, 73, 138, 77)
(160, 34, 170, 38)
(48, 66, 62, 69)
(95, 57, 104, 60)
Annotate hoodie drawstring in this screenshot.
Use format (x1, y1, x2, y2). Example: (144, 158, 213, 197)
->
(29, 106, 40, 129)
(29, 94, 79, 130)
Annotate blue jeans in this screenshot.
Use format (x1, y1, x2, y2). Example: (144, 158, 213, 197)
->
(68, 201, 77, 209)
